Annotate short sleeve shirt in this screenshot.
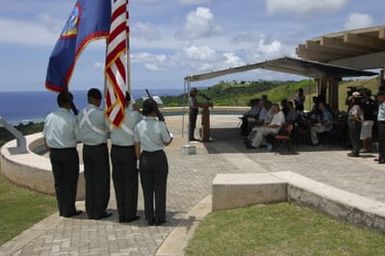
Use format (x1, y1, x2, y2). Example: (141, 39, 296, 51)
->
(77, 104, 108, 145)
(134, 116, 171, 152)
(111, 108, 142, 146)
(378, 102, 385, 121)
(270, 111, 285, 127)
(43, 108, 79, 149)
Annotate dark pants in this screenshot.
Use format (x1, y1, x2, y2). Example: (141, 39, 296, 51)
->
(83, 144, 110, 219)
(49, 148, 79, 216)
(349, 120, 362, 155)
(140, 150, 168, 223)
(111, 145, 138, 221)
(189, 109, 198, 140)
(378, 122, 385, 161)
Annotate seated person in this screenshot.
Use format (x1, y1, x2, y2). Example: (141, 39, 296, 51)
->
(246, 104, 285, 149)
(246, 101, 274, 143)
(240, 98, 260, 136)
(281, 99, 289, 116)
(285, 101, 298, 124)
(263, 101, 274, 124)
(246, 101, 273, 142)
(310, 102, 334, 145)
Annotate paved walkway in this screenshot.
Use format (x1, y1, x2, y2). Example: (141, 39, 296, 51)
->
(2, 115, 385, 255)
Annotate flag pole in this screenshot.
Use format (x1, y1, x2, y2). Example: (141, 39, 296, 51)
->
(126, 0, 131, 94)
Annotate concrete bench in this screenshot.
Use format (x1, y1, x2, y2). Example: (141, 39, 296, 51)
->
(212, 171, 385, 233)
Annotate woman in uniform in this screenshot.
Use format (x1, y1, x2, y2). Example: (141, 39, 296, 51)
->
(134, 99, 173, 226)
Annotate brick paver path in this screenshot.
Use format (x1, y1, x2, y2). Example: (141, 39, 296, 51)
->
(1, 115, 385, 255)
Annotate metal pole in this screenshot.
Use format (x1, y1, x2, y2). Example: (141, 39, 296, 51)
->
(103, 40, 108, 104)
(126, 0, 131, 93)
(182, 79, 187, 139)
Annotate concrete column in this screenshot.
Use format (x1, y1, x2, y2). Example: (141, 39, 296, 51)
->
(317, 78, 327, 103)
(379, 68, 385, 91)
(327, 77, 339, 112)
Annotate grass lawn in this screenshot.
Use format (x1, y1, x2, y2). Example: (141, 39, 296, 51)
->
(185, 203, 385, 256)
(0, 122, 57, 245)
(0, 170, 57, 245)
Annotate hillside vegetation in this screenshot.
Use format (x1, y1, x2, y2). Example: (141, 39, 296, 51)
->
(159, 78, 378, 111)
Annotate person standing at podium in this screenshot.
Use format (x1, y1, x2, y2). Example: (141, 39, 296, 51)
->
(188, 87, 200, 141)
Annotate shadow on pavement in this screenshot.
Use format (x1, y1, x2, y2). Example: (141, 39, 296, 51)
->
(203, 127, 354, 155)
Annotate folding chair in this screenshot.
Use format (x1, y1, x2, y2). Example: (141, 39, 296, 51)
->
(273, 123, 295, 155)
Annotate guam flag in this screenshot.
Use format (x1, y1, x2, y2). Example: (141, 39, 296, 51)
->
(45, 0, 111, 92)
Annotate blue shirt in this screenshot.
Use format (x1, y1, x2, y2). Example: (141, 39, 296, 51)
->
(111, 108, 142, 146)
(321, 109, 333, 130)
(43, 108, 79, 149)
(378, 102, 385, 121)
(134, 116, 171, 152)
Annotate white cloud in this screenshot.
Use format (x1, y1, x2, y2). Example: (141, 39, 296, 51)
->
(93, 62, 104, 70)
(179, 0, 211, 5)
(0, 18, 58, 46)
(345, 13, 373, 30)
(223, 52, 245, 67)
(266, 0, 347, 16)
(257, 38, 282, 55)
(131, 22, 161, 41)
(37, 14, 63, 33)
(176, 7, 222, 40)
(131, 52, 174, 71)
(183, 45, 217, 61)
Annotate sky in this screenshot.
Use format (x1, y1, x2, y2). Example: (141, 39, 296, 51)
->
(0, 0, 384, 92)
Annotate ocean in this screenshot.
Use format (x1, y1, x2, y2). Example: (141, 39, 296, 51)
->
(0, 89, 184, 124)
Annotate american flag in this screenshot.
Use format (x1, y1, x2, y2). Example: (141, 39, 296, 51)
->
(105, 0, 128, 127)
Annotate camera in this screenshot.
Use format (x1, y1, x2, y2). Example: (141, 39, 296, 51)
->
(347, 86, 359, 97)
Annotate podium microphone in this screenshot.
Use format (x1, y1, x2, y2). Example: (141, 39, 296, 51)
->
(199, 92, 211, 101)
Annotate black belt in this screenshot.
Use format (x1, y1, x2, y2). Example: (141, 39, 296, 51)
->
(50, 147, 76, 151)
(142, 150, 163, 154)
(112, 145, 135, 148)
(84, 143, 107, 147)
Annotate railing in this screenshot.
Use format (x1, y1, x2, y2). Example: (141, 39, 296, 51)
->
(0, 116, 28, 154)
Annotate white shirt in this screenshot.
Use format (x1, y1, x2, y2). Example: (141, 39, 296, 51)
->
(77, 104, 108, 145)
(111, 108, 142, 146)
(134, 116, 171, 152)
(43, 108, 79, 149)
(270, 111, 285, 132)
(378, 102, 385, 121)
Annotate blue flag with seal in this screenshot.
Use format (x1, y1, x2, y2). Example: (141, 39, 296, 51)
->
(45, 0, 111, 92)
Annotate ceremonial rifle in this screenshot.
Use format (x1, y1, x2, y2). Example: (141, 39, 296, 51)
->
(145, 89, 165, 122)
(145, 89, 172, 137)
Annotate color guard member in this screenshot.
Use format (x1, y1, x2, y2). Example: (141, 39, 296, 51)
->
(110, 92, 142, 223)
(134, 99, 173, 226)
(77, 88, 111, 219)
(43, 92, 81, 217)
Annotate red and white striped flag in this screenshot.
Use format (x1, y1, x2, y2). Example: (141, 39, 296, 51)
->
(105, 0, 129, 127)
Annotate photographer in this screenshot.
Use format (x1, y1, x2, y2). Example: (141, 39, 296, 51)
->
(360, 89, 377, 153)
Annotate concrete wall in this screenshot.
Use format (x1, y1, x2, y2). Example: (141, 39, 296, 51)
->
(0, 133, 85, 200)
(212, 171, 385, 233)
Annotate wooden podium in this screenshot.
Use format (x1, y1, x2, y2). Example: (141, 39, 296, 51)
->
(200, 102, 213, 142)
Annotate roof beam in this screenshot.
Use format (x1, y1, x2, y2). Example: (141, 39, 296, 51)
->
(320, 37, 372, 54)
(344, 33, 385, 50)
(297, 45, 345, 61)
(330, 50, 385, 69)
(305, 40, 354, 56)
